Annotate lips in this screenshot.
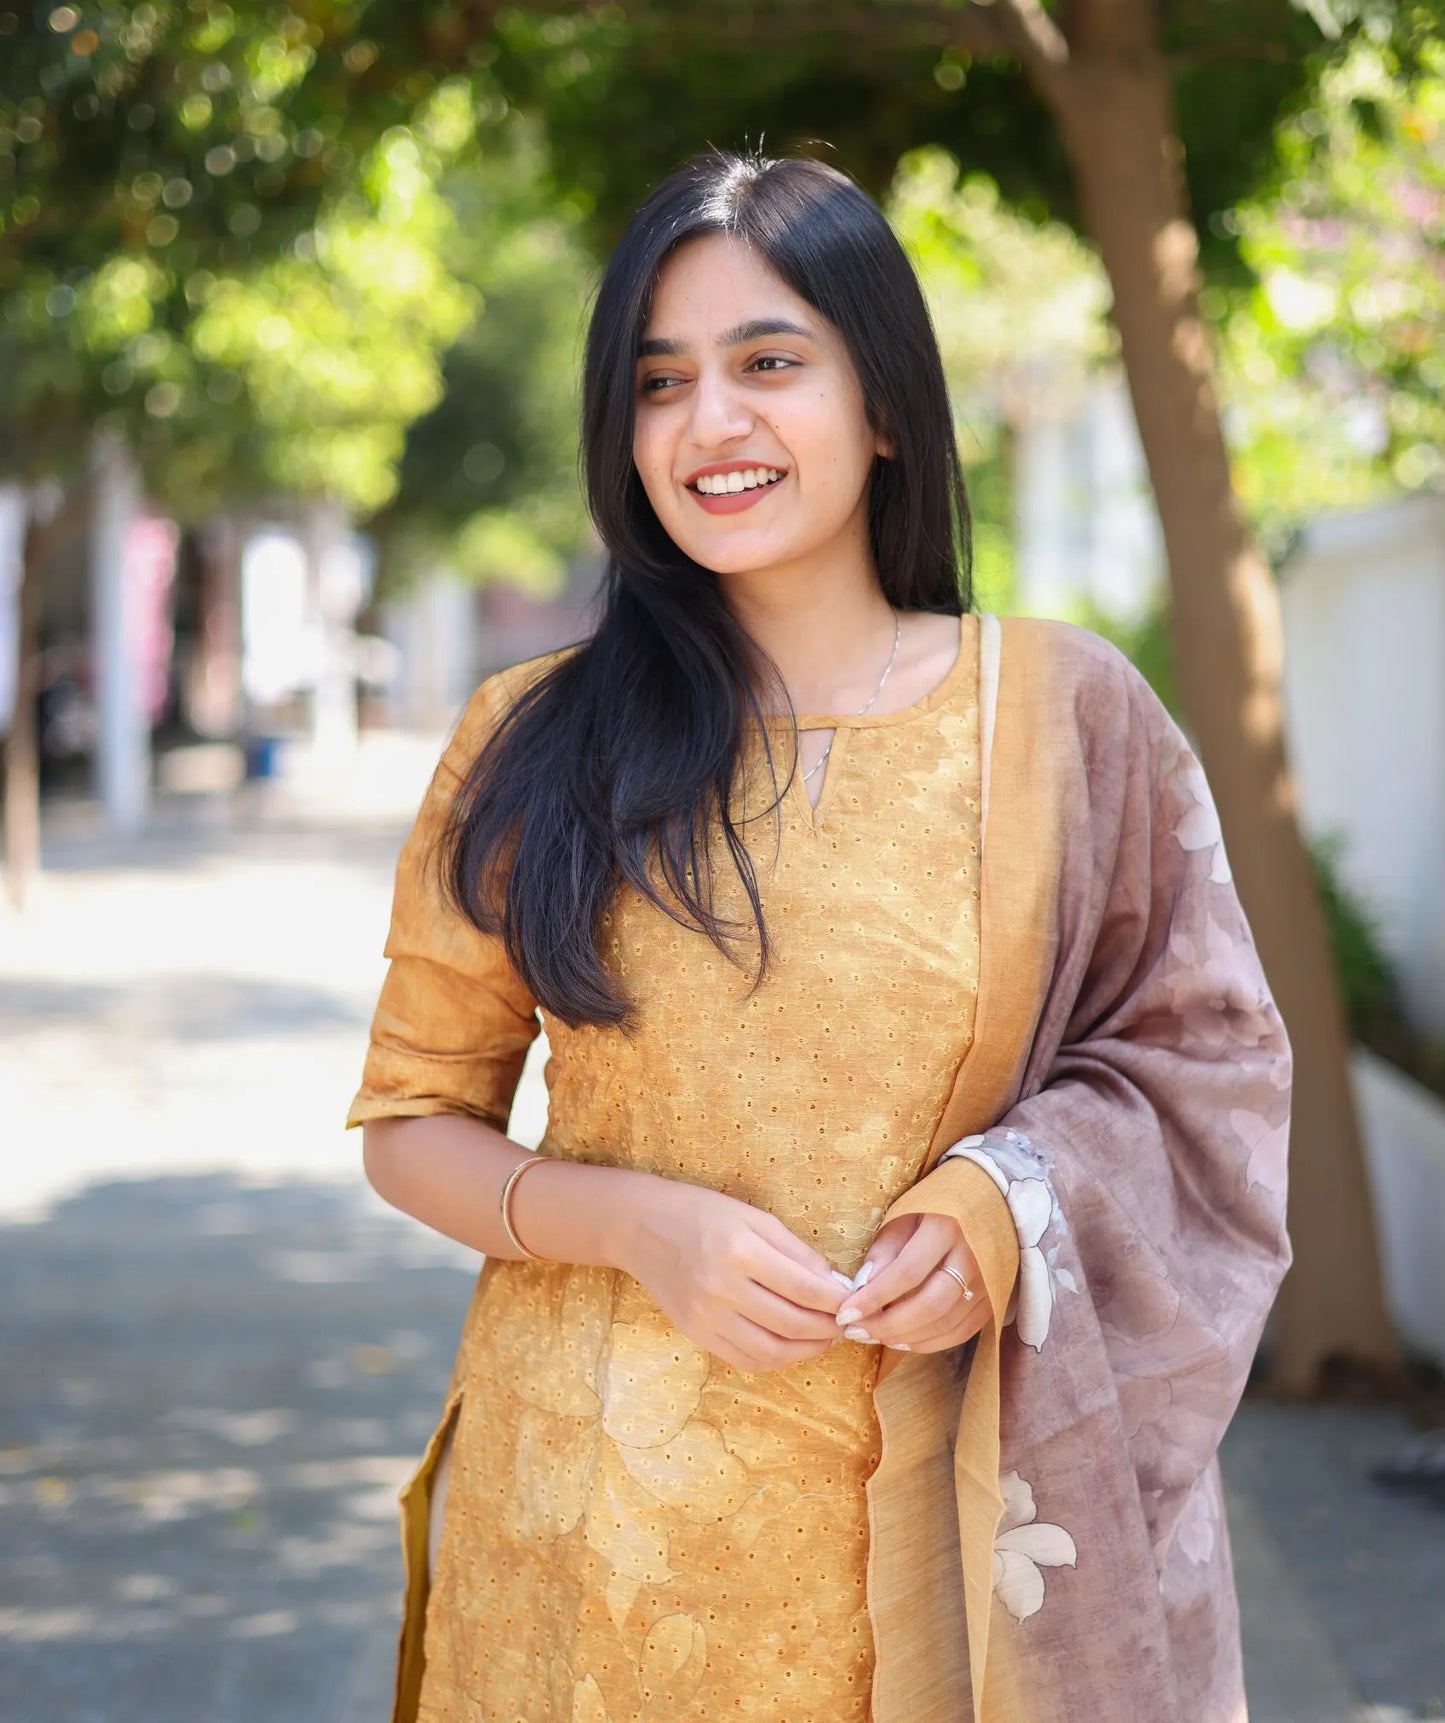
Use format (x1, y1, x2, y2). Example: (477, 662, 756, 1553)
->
(687, 469, 788, 516)
(680, 457, 790, 519)
(687, 464, 787, 495)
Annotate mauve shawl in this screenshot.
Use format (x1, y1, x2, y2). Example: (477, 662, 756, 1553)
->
(863, 614, 1293, 1723)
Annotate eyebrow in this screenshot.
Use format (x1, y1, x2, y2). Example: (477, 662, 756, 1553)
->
(637, 317, 817, 359)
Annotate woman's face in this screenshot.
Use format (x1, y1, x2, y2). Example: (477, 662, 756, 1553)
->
(632, 231, 890, 580)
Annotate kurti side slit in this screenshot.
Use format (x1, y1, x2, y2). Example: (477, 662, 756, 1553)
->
(348, 615, 984, 1723)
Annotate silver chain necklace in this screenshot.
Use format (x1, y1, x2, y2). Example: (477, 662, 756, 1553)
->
(801, 609, 902, 784)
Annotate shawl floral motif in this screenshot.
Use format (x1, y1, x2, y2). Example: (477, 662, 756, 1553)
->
(862, 615, 1292, 1723)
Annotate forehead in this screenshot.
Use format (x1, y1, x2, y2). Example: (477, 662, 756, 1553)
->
(642, 231, 813, 333)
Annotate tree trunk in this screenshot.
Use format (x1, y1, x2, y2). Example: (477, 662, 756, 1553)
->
(1030, 19, 1398, 1392)
(189, 515, 243, 741)
(2, 503, 45, 912)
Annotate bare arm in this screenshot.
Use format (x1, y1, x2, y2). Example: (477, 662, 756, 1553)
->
(361, 1112, 659, 1270)
(360, 1112, 849, 1372)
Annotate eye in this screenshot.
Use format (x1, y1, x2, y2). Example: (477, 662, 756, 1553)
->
(748, 355, 796, 374)
(639, 372, 684, 394)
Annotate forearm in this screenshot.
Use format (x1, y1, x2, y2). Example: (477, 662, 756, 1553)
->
(361, 1112, 668, 1271)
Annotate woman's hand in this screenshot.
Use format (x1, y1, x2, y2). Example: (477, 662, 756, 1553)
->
(622, 1178, 848, 1374)
(834, 1211, 991, 1353)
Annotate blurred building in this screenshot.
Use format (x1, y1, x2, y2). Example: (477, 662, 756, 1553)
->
(1280, 490, 1445, 1040)
(376, 555, 603, 732)
(1281, 493, 1445, 1367)
(1014, 375, 1164, 624)
(0, 486, 22, 734)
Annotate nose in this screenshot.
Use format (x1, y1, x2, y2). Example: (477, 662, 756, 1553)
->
(686, 364, 754, 449)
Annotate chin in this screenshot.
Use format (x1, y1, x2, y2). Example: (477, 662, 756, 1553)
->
(665, 524, 806, 577)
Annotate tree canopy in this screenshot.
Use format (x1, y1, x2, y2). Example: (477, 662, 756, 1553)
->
(6, 0, 1440, 551)
(1220, 28, 1445, 547)
(0, 2, 497, 513)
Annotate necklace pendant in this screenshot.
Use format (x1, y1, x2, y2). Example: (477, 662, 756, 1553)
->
(795, 609, 900, 790)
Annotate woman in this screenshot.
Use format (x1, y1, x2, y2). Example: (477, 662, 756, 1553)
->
(349, 150, 1292, 1723)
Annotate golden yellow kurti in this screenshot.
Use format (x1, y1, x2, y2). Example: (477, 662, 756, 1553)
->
(349, 615, 989, 1723)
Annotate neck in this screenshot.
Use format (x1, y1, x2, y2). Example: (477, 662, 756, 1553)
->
(717, 541, 896, 716)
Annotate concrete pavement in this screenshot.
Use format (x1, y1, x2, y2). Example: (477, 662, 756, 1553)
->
(1, 747, 1440, 1721)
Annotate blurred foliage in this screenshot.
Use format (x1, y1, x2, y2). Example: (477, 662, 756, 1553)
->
(886, 146, 1113, 418)
(5, 0, 1443, 589)
(375, 102, 596, 598)
(1311, 830, 1404, 1032)
(0, 0, 595, 585)
(485, 2, 1350, 273)
(183, 99, 474, 510)
(881, 146, 1111, 619)
(1215, 20, 1445, 556)
(1309, 831, 1445, 1099)
(0, 3, 496, 513)
(959, 430, 1018, 617)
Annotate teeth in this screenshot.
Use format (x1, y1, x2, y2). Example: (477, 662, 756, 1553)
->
(695, 467, 783, 494)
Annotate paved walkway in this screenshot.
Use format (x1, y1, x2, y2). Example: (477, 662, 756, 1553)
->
(1, 747, 1440, 1722)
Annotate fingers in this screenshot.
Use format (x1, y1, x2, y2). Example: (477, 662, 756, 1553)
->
(713, 1311, 836, 1374)
(838, 1214, 958, 1328)
(745, 1216, 847, 1317)
(865, 1274, 992, 1350)
(849, 1216, 915, 1283)
(755, 1211, 841, 1281)
(736, 1279, 845, 1343)
(897, 1310, 990, 1354)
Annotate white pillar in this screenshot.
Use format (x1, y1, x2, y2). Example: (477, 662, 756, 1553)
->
(1014, 408, 1081, 617)
(0, 484, 23, 732)
(91, 434, 149, 831)
(305, 498, 360, 757)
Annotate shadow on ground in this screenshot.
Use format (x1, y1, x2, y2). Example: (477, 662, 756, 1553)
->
(2, 1172, 1442, 1723)
(0, 977, 367, 1041)
(37, 804, 416, 883)
(0, 1175, 475, 1723)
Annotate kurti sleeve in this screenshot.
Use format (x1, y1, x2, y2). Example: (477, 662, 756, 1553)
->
(346, 672, 541, 1134)
(878, 1156, 1022, 1326)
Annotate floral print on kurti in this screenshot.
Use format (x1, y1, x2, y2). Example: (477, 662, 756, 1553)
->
(354, 614, 1294, 1723)
(351, 619, 991, 1723)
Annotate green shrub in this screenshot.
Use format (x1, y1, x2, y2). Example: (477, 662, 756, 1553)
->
(1308, 833, 1445, 1102)
(1307, 832, 1401, 1036)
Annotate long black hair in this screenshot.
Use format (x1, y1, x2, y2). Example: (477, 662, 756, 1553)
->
(440, 149, 973, 1029)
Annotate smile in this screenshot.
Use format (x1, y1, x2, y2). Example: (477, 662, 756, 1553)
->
(690, 466, 786, 495)
(686, 466, 788, 516)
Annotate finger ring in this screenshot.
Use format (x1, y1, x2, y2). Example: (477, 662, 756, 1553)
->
(939, 1264, 974, 1300)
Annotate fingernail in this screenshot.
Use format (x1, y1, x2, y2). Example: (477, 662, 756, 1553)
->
(830, 1269, 855, 1289)
(843, 1326, 877, 1343)
(837, 1304, 863, 1326)
(886, 1342, 911, 1352)
(851, 1260, 876, 1291)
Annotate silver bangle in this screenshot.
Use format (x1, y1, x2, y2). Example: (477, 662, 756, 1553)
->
(499, 1155, 552, 1262)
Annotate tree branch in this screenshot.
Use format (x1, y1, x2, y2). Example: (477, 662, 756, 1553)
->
(1066, 0, 1165, 58)
(976, 0, 1071, 69)
(963, 0, 1073, 107)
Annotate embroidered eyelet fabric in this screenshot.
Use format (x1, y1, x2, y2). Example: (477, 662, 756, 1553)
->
(348, 616, 983, 1723)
